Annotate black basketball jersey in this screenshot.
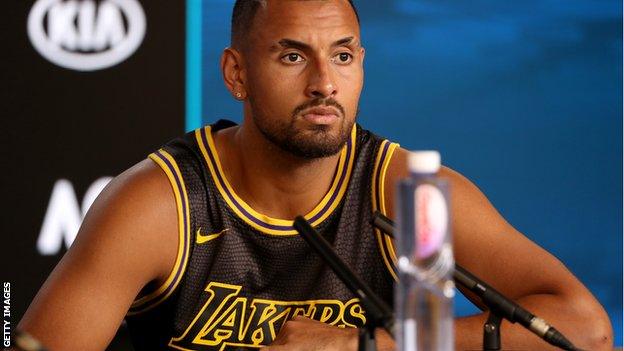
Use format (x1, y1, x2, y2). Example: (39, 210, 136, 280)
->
(125, 120, 400, 350)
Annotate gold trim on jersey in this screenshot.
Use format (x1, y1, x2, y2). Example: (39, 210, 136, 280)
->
(371, 140, 399, 281)
(194, 124, 356, 235)
(127, 150, 192, 316)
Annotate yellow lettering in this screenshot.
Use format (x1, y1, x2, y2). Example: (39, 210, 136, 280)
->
(169, 282, 367, 350)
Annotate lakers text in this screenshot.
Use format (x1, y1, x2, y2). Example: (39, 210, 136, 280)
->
(168, 282, 366, 350)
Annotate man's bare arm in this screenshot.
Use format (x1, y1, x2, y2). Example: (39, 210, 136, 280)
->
(18, 160, 178, 351)
(384, 148, 613, 350)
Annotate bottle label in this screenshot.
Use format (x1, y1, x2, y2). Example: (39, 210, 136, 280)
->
(414, 184, 448, 259)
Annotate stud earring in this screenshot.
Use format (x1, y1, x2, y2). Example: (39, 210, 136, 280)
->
(235, 92, 242, 99)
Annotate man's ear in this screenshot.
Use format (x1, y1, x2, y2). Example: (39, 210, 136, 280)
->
(360, 47, 365, 65)
(221, 47, 247, 100)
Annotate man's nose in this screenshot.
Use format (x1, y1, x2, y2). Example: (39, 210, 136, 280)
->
(305, 59, 337, 99)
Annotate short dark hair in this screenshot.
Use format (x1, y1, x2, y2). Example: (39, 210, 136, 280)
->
(231, 0, 360, 48)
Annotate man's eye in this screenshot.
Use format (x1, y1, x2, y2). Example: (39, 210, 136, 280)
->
(333, 52, 353, 64)
(281, 53, 304, 64)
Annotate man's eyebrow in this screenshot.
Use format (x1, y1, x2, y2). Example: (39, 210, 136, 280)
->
(333, 36, 356, 47)
(273, 36, 359, 51)
(276, 38, 310, 51)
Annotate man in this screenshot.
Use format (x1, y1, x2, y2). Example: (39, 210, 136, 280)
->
(18, 0, 613, 350)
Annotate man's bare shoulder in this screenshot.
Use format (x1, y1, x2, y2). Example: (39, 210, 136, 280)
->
(382, 147, 483, 218)
(79, 157, 180, 283)
(18, 158, 179, 350)
(91, 158, 176, 224)
(384, 147, 480, 190)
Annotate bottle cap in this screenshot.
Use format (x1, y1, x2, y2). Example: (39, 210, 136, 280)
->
(408, 151, 441, 173)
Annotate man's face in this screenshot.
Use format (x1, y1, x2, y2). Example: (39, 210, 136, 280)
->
(242, 0, 364, 158)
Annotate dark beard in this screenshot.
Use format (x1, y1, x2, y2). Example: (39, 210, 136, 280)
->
(252, 98, 354, 159)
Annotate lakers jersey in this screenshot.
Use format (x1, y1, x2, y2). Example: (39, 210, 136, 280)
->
(125, 120, 400, 350)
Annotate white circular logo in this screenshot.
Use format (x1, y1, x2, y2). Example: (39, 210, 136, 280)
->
(27, 0, 146, 71)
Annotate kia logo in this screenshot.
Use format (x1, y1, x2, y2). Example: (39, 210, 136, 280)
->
(27, 0, 146, 71)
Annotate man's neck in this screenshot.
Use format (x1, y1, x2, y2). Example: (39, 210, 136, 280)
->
(213, 122, 342, 220)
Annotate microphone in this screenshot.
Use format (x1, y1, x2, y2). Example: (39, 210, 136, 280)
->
(371, 211, 580, 351)
(454, 265, 579, 351)
(293, 216, 395, 338)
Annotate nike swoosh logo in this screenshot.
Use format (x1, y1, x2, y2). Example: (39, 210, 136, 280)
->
(196, 228, 228, 244)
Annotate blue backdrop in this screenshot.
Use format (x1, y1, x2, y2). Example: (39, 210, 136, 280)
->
(191, 0, 623, 345)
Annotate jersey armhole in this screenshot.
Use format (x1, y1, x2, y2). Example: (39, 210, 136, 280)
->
(127, 150, 192, 316)
(371, 140, 399, 281)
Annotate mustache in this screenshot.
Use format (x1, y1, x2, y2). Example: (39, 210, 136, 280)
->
(292, 98, 346, 118)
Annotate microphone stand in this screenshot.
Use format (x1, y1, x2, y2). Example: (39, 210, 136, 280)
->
(483, 313, 503, 350)
(371, 211, 579, 351)
(455, 265, 503, 350)
(293, 217, 394, 351)
(452, 264, 503, 350)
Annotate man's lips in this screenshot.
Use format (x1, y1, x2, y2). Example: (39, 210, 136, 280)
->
(301, 106, 341, 125)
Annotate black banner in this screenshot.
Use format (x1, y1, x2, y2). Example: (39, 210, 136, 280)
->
(3, 1, 186, 349)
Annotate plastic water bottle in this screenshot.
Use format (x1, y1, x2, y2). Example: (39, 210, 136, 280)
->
(395, 151, 455, 351)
